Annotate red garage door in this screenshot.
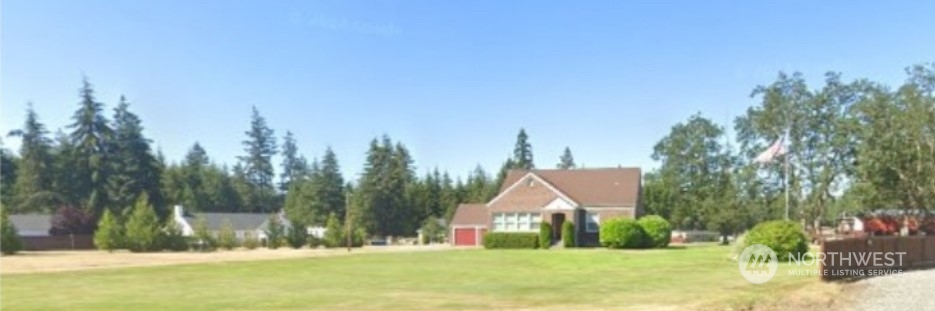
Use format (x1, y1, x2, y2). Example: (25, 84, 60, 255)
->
(454, 228, 482, 246)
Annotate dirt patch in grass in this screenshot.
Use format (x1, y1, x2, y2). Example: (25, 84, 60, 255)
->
(0, 245, 454, 275)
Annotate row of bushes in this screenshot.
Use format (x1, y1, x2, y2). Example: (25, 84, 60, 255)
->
(599, 215, 672, 249)
(483, 232, 540, 249)
(484, 215, 673, 250)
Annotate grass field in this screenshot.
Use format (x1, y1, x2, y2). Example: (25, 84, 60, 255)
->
(0, 246, 847, 311)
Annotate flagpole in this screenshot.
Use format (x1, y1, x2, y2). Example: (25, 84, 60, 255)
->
(784, 151, 789, 220)
(783, 129, 790, 221)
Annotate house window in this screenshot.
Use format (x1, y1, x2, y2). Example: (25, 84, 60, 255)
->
(493, 213, 505, 231)
(492, 212, 539, 232)
(586, 212, 600, 233)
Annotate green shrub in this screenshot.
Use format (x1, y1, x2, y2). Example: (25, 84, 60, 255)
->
(1, 208, 23, 255)
(161, 217, 189, 252)
(264, 216, 285, 249)
(323, 213, 344, 248)
(286, 221, 309, 249)
(216, 218, 238, 250)
(351, 228, 366, 247)
(638, 215, 672, 248)
(93, 209, 122, 252)
(308, 235, 322, 248)
(600, 218, 645, 249)
(562, 222, 575, 247)
(193, 216, 216, 251)
(539, 222, 552, 248)
(744, 220, 808, 261)
(124, 196, 162, 252)
(483, 232, 539, 249)
(242, 232, 260, 250)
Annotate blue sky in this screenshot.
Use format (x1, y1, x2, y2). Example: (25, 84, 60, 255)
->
(2, 1, 934, 181)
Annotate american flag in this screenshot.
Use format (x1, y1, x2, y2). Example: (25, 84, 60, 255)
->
(754, 135, 786, 164)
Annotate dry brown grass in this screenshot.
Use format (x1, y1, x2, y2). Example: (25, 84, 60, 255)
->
(0, 244, 453, 275)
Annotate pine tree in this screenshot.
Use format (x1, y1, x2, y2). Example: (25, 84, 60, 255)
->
(279, 131, 309, 192)
(465, 165, 491, 203)
(193, 215, 215, 249)
(264, 215, 285, 249)
(217, 218, 237, 250)
(557, 147, 576, 169)
(318, 147, 346, 221)
(1, 207, 23, 255)
(286, 219, 308, 249)
(51, 130, 82, 206)
(357, 138, 391, 235)
(9, 104, 57, 212)
(513, 128, 534, 170)
(67, 77, 114, 215)
(0, 143, 18, 208)
(491, 158, 515, 199)
(108, 96, 164, 217)
(124, 195, 161, 252)
(323, 212, 344, 248)
(231, 163, 257, 212)
(238, 107, 278, 212)
(93, 209, 121, 251)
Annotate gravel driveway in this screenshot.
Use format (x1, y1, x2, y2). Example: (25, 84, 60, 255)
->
(851, 269, 935, 311)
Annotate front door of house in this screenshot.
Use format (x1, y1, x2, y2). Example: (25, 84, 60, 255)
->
(551, 213, 565, 242)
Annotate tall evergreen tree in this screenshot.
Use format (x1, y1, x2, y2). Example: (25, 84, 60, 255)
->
(0, 142, 17, 208)
(108, 96, 163, 217)
(231, 163, 257, 212)
(317, 147, 346, 220)
(492, 157, 515, 197)
(390, 141, 416, 235)
(51, 130, 82, 206)
(356, 136, 417, 236)
(279, 131, 309, 192)
(441, 171, 460, 222)
(67, 77, 114, 215)
(557, 147, 576, 169)
(8, 104, 57, 212)
(512, 128, 534, 169)
(238, 106, 278, 212)
(181, 143, 211, 211)
(465, 165, 491, 203)
(284, 160, 323, 225)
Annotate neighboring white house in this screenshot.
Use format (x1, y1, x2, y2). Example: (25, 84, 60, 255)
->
(8, 214, 53, 237)
(171, 205, 324, 242)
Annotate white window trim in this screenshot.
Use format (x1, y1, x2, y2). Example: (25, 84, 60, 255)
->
(492, 212, 539, 232)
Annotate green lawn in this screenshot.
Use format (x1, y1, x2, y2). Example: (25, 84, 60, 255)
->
(1, 246, 840, 311)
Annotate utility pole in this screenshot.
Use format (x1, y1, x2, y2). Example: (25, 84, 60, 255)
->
(345, 191, 352, 252)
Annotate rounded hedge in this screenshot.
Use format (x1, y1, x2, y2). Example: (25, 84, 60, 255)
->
(562, 221, 575, 248)
(638, 215, 672, 248)
(600, 218, 645, 249)
(744, 220, 809, 261)
(539, 222, 553, 248)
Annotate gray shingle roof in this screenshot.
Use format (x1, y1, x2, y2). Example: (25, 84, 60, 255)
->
(183, 213, 272, 231)
(9, 214, 52, 234)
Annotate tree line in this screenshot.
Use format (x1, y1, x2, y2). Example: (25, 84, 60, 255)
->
(644, 63, 935, 236)
(1, 80, 580, 237)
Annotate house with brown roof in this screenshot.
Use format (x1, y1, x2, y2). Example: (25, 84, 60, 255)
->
(450, 167, 643, 247)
